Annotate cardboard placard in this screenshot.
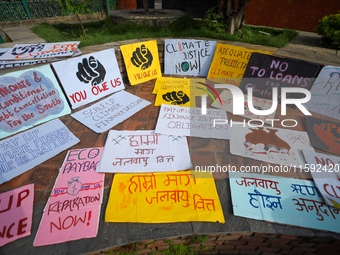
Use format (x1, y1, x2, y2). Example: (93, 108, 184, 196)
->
(305, 116, 340, 155)
(0, 42, 80, 60)
(0, 184, 34, 247)
(152, 77, 190, 94)
(230, 172, 340, 233)
(0, 118, 80, 185)
(302, 150, 340, 209)
(71, 91, 151, 133)
(154, 88, 192, 107)
(96, 130, 191, 173)
(105, 170, 225, 223)
(0, 65, 71, 139)
(120, 40, 161, 85)
(305, 65, 340, 120)
(34, 148, 104, 246)
(238, 53, 320, 101)
(164, 39, 217, 76)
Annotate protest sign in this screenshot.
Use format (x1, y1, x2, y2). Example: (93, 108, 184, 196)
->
(155, 88, 192, 107)
(238, 53, 320, 101)
(152, 77, 190, 94)
(230, 171, 340, 233)
(230, 123, 314, 167)
(0, 48, 82, 69)
(155, 104, 231, 139)
(164, 39, 216, 76)
(0, 184, 34, 247)
(0, 42, 80, 61)
(0, 118, 80, 185)
(120, 40, 161, 85)
(302, 150, 340, 209)
(305, 116, 340, 155)
(97, 130, 191, 173)
(211, 89, 276, 123)
(305, 65, 340, 120)
(105, 170, 225, 223)
(34, 147, 104, 246)
(0, 65, 71, 139)
(71, 91, 151, 133)
(207, 44, 272, 85)
(52, 49, 124, 109)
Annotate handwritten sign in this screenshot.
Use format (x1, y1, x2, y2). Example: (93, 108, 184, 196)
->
(71, 90, 151, 133)
(52, 49, 124, 109)
(155, 104, 231, 139)
(120, 40, 161, 85)
(152, 77, 190, 94)
(34, 147, 104, 246)
(305, 116, 340, 155)
(0, 184, 34, 247)
(0, 42, 80, 61)
(230, 123, 314, 167)
(97, 130, 191, 173)
(0, 48, 82, 69)
(164, 39, 216, 76)
(0, 65, 71, 139)
(302, 150, 340, 209)
(207, 44, 272, 85)
(105, 170, 225, 223)
(211, 89, 276, 123)
(305, 65, 340, 120)
(155, 88, 192, 107)
(230, 171, 340, 233)
(0, 118, 80, 185)
(238, 53, 320, 101)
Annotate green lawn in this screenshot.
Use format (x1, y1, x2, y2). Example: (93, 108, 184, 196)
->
(31, 15, 298, 48)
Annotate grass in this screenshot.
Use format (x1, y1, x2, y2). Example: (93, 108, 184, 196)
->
(31, 14, 298, 48)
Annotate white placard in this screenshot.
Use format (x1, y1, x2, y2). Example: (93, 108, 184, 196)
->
(0, 118, 80, 185)
(71, 90, 151, 133)
(164, 39, 217, 76)
(230, 123, 314, 166)
(52, 49, 124, 109)
(155, 104, 231, 139)
(97, 130, 191, 173)
(0, 42, 80, 60)
(302, 150, 340, 208)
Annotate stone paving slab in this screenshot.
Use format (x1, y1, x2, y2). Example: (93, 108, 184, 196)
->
(0, 27, 46, 48)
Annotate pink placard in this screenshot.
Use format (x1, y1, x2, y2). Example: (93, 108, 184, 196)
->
(34, 147, 104, 246)
(0, 184, 34, 247)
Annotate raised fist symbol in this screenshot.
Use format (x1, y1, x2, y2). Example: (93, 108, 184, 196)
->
(131, 44, 153, 70)
(162, 91, 190, 105)
(76, 56, 106, 86)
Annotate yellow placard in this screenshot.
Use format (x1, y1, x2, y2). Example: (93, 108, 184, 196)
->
(207, 43, 272, 85)
(153, 77, 190, 94)
(120, 40, 161, 85)
(155, 88, 193, 107)
(105, 171, 225, 223)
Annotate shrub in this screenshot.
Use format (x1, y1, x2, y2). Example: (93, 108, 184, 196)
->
(315, 11, 340, 49)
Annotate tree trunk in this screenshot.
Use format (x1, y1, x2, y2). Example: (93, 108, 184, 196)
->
(76, 14, 88, 39)
(143, 0, 149, 14)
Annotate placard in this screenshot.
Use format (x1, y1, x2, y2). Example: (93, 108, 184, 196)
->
(105, 170, 225, 223)
(0, 184, 34, 247)
(305, 65, 340, 120)
(71, 91, 151, 133)
(302, 150, 340, 209)
(0, 65, 71, 139)
(211, 89, 277, 123)
(230, 171, 340, 233)
(305, 116, 340, 155)
(152, 77, 190, 94)
(0, 118, 80, 185)
(164, 39, 216, 76)
(207, 43, 272, 84)
(96, 130, 191, 173)
(238, 53, 320, 100)
(230, 123, 314, 167)
(155, 88, 192, 107)
(155, 104, 231, 139)
(52, 48, 124, 109)
(34, 148, 104, 246)
(120, 40, 161, 85)
(0, 42, 80, 60)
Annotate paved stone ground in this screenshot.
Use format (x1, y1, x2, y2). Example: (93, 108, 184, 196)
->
(0, 26, 340, 255)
